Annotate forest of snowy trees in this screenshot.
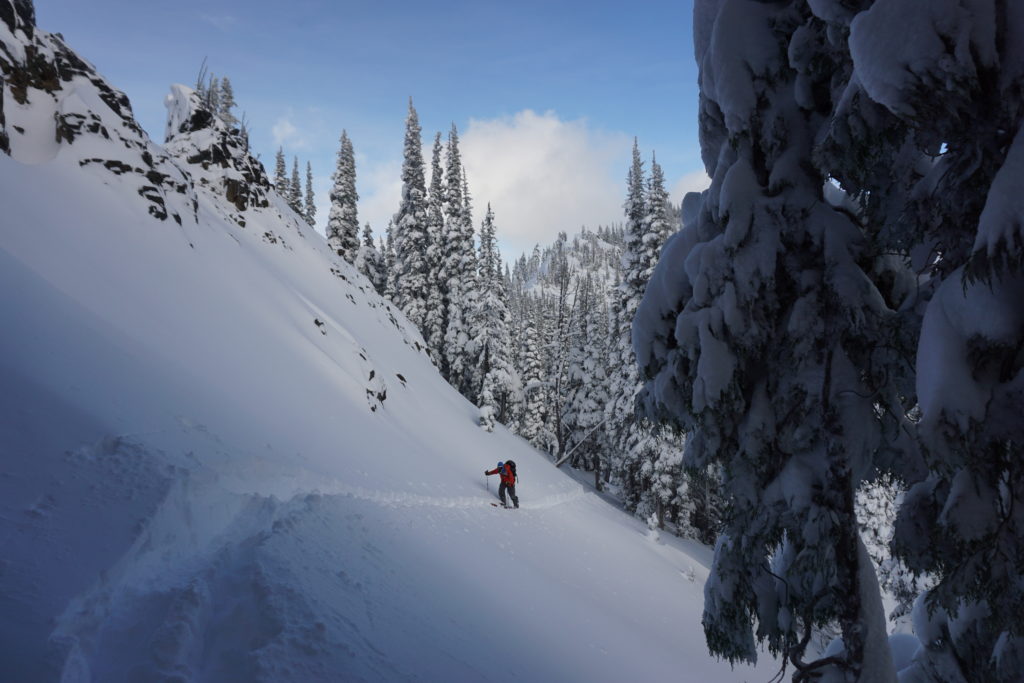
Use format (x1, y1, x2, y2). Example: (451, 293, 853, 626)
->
(322, 101, 720, 541)
(277, 95, 725, 542)
(500, 146, 724, 543)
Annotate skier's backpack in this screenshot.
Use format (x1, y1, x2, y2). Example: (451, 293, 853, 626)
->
(505, 460, 517, 482)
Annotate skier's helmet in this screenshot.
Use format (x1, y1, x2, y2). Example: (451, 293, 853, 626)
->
(497, 461, 504, 468)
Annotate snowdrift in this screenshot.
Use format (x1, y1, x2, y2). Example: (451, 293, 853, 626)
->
(0, 3, 771, 680)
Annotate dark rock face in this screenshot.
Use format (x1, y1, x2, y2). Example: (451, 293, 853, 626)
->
(0, 0, 274, 234)
(0, 81, 8, 154)
(0, 4, 197, 225)
(1, 41, 58, 105)
(0, 3, 12, 33)
(0, 13, 134, 133)
(186, 134, 272, 213)
(181, 107, 214, 135)
(1, 0, 36, 37)
(164, 88, 272, 217)
(14, 0, 35, 29)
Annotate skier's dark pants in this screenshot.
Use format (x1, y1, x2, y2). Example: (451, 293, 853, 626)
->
(499, 482, 519, 508)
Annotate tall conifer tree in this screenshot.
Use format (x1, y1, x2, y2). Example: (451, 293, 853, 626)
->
(219, 77, 238, 127)
(634, 3, 915, 676)
(475, 204, 519, 429)
(605, 139, 648, 507)
(288, 157, 303, 215)
(423, 132, 448, 368)
(326, 131, 360, 261)
(441, 125, 473, 393)
(383, 219, 396, 301)
(206, 75, 220, 116)
(274, 147, 287, 195)
(355, 223, 386, 296)
(391, 99, 430, 330)
(520, 298, 547, 449)
(303, 161, 316, 227)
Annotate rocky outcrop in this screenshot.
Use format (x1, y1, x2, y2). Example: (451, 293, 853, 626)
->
(163, 84, 272, 220)
(0, 80, 8, 154)
(0, 0, 196, 224)
(0, 0, 293, 240)
(0, 0, 25, 152)
(0, 0, 35, 38)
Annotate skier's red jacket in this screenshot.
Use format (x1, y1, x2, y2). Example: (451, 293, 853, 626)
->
(486, 465, 515, 486)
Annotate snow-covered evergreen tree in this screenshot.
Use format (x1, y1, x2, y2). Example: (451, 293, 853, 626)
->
(459, 168, 483, 397)
(520, 300, 549, 451)
(206, 75, 220, 118)
(634, 2, 915, 678)
(391, 100, 430, 331)
(684, 464, 723, 546)
(193, 60, 208, 99)
(218, 76, 238, 128)
(639, 154, 688, 531)
(647, 434, 686, 534)
(604, 140, 647, 507)
(604, 141, 684, 521)
(842, 2, 1024, 678)
(643, 154, 673, 277)
(383, 219, 396, 301)
(288, 157, 303, 215)
(440, 125, 477, 395)
(273, 147, 287, 195)
(478, 203, 503, 285)
(326, 131, 360, 261)
(355, 223, 386, 296)
(423, 132, 447, 368)
(544, 235, 578, 459)
(475, 204, 519, 430)
(303, 161, 315, 227)
(563, 274, 609, 485)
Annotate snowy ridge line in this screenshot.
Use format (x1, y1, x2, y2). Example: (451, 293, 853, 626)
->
(309, 482, 586, 510)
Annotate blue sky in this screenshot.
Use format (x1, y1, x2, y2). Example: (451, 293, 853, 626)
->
(37, 0, 707, 257)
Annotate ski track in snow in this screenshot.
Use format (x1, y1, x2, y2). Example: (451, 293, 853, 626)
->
(43, 434, 604, 683)
(317, 481, 585, 510)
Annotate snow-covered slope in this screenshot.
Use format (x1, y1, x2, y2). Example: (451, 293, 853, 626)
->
(0, 4, 771, 680)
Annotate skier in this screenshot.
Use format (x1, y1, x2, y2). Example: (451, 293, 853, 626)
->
(485, 461, 519, 509)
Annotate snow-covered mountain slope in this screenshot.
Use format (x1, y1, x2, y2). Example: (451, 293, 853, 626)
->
(0, 4, 772, 680)
(513, 227, 624, 302)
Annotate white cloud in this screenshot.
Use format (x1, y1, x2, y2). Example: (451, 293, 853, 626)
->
(271, 116, 304, 149)
(199, 14, 238, 31)
(358, 158, 402, 241)
(460, 111, 630, 257)
(670, 169, 711, 204)
(352, 111, 707, 259)
(357, 110, 631, 259)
